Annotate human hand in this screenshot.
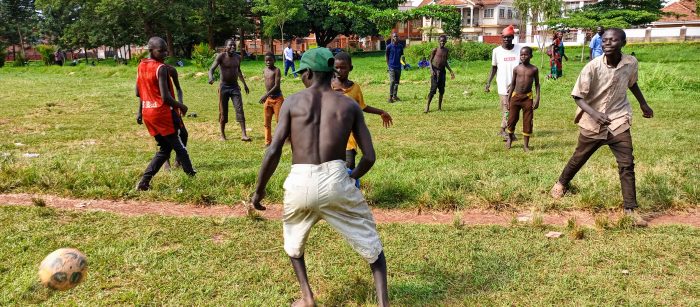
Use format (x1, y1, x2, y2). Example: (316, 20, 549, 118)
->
(591, 111, 611, 126)
(534, 99, 540, 110)
(244, 85, 250, 94)
(250, 191, 266, 210)
(178, 103, 188, 116)
(640, 103, 654, 118)
(450, 72, 455, 80)
(208, 78, 214, 85)
(380, 112, 393, 128)
(259, 95, 266, 104)
(484, 84, 490, 92)
(136, 114, 143, 125)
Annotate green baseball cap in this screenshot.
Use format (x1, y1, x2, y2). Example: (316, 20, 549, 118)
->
(294, 48, 336, 74)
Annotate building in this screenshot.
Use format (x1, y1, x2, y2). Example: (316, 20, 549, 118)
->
(653, 0, 700, 28)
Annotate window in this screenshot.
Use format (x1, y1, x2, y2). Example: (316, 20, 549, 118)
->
(462, 9, 472, 26)
(499, 8, 505, 19)
(507, 9, 513, 19)
(484, 8, 494, 18)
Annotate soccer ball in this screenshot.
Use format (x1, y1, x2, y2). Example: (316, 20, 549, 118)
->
(38, 248, 88, 291)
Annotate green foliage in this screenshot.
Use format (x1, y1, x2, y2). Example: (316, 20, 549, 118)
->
(405, 41, 494, 62)
(253, 0, 307, 41)
(36, 44, 56, 66)
(192, 42, 215, 70)
(12, 53, 26, 67)
(133, 50, 148, 63)
(549, 8, 659, 29)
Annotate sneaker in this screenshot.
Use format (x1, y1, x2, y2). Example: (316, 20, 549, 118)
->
(136, 179, 150, 191)
(550, 181, 567, 199)
(624, 209, 648, 227)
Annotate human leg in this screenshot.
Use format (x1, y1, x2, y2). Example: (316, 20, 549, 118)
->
(606, 130, 637, 210)
(284, 60, 291, 76)
(393, 69, 402, 100)
(437, 70, 446, 111)
(557, 133, 605, 187)
(218, 85, 229, 141)
(522, 97, 534, 151)
(370, 252, 389, 307)
(388, 69, 397, 102)
(499, 95, 510, 137)
(505, 95, 523, 149)
(425, 72, 439, 113)
(289, 256, 316, 307)
(263, 99, 274, 145)
(232, 93, 250, 141)
(137, 135, 174, 190)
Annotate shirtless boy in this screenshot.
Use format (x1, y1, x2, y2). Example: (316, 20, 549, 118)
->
(505, 47, 540, 151)
(251, 48, 389, 307)
(259, 52, 283, 146)
(208, 38, 251, 141)
(332, 51, 393, 169)
(425, 34, 455, 113)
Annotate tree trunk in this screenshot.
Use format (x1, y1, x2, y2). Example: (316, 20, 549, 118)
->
(83, 48, 89, 63)
(17, 26, 26, 60)
(208, 0, 216, 50)
(166, 30, 175, 57)
(240, 27, 246, 55)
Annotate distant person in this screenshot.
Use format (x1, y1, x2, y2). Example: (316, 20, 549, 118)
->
(251, 48, 389, 307)
(418, 57, 429, 69)
(332, 51, 393, 169)
(485, 25, 522, 140)
(208, 38, 251, 141)
(385, 32, 404, 103)
(546, 43, 561, 80)
(54, 49, 64, 66)
(425, 34, 456, 113)
(259, 52, 284, 147)
(589, 26, 604, 60)
(505, 47, 540, 151)
(401, 55, 411, 70)
(283, 42, 297, 77)
(135, 37, 196, 191)
(550, 29, 654, 227)
(554, 32, 567, 77)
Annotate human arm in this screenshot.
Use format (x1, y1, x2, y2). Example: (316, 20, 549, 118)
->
(574, 96, 610, 126)
(135, 83, 142, 125)
(446, 55, 455, 80)
(250, 99, 293, 210)
(629, 83, 653, 118)
(208, 54, 220, 84)
(238, 59, 249, 94)
(363, 105, 393, 128)
(157, 66, 187, 114)
(349, 106, 375, 180)
(428, 48, 437, 76)
(259, 68, 282, 104)
(385, 45, 390, 66)
(533, 68, 540, 109)
(505, 69, 516, 108)
(170, 67, 184, 104)
(485, 66, 497, 92)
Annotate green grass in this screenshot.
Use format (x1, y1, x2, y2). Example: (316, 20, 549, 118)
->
(1, 43, 699, 210)
(1, 206, 699, 305)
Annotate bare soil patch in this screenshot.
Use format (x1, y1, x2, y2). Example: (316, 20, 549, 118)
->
(1, 193, 698, 227)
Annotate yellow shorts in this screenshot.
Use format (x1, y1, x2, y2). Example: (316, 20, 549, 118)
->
(282, 160, 383, 263)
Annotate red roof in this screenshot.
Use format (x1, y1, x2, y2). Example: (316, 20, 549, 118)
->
(659, 0, 698, 22)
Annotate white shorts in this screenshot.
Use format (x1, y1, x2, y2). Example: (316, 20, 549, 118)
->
(282, 160, 383, 263)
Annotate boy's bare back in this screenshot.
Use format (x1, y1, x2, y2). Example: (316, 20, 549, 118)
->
(280, 88, 365, 164)
(513, 64, 538, 94)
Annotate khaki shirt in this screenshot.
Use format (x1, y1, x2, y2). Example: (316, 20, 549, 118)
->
(571, 54, 638, 139)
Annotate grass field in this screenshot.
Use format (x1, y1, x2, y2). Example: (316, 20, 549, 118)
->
(1, 43, 699, 210)
(2, 206, 699, 305)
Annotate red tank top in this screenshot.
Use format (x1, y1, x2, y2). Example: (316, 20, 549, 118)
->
(137, 58, 175, 136)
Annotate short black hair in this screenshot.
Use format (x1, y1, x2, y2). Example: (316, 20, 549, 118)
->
(224, 38, 235, 46)
(439, 34, 447, 40)
(605, 28, 626, 41)
(264, 52, 274, 58)
(334, 51, 352, 66)
(522, 46, 533, 55)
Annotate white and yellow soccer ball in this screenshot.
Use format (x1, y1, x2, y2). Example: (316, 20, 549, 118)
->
(38, 248, 88, 291)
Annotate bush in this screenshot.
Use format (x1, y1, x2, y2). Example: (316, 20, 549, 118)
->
(36, 44, 56, 66)
(405, 41, 495, 63)
(192, 42, 215, 70)
(12, 53, 26, 67)
(133, 51, 148, 63)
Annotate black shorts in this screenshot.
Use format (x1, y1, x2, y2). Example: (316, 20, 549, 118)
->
(429, 67, 446, 95)
(219, 83, 244, 123)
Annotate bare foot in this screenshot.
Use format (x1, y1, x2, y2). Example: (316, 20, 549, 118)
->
(220, 136, 227, 141)
(291, 298, 316, 307)
(423, 109, 429, 113)
(523, 146, 530, 152)
(505, 134, 513, 149)
(241, 136, 252, 142)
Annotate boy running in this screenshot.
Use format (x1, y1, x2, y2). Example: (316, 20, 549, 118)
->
(251, 48, 389, 307)
(550, 29, 654, 227)
(135, 37, 196, 190)
(332, 51, 393, 169)
(259, 52, 284, 146)
(208, 38, 251, 141)
(424, 34, 456, 113)
(505, 47, 540, 151)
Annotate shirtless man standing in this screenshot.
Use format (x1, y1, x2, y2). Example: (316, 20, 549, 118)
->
(209, 38, 251, 141)
(424, 34, 455, 113)
(505, 47, 540, 151)
(251, 48, 389, 307)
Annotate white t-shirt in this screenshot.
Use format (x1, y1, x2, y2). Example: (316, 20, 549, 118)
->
(284, 47, 294, 62)
(491, 44, 522, 95)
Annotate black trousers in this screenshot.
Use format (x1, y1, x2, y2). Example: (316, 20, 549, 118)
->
(388, 68, 401, 98)
(558, 130, 637, 209)
(142, 118, 195, 181)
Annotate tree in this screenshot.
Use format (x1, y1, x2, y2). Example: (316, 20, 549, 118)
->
(253, 0, 306, 46)
(514, 0, 563, 67)
(0, 0, 38, 62)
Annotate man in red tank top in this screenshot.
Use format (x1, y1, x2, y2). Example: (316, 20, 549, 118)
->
(135, 37, 196, 190)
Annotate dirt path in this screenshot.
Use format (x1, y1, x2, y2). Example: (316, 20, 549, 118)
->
(1, 193, 699, 227)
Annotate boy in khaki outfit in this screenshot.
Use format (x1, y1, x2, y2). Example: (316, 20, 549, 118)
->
(550, 29, 654, 226)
